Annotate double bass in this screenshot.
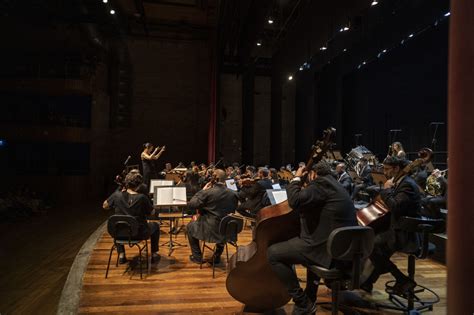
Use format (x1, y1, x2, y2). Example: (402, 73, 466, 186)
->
(356, 148, 433, 231)
(226, 128, 336, 311)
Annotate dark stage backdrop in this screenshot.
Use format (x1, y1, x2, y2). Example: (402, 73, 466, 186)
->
(300, 21, 448, 166)
(340, 22, 448, 163)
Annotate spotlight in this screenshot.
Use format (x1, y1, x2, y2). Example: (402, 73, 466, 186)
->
(371, 0, 378, 6)
(382, 49, 387, 53)
(103, 0, 108, 3)
(339, 28, 344, 32)
(408, 33, 414, 38)
(444, 12, 450, 17)
(299, 66, 303, 71)
(268, 18, 274, 24)
(344, 26, 349, 31)
(288, 75, 293, 81)
(110, 9, 115, 14)
(256, 41, 262, 46)
(362, 61, 366, 65)
(343, 48, 347, 52)
(320, 46, 327, 51)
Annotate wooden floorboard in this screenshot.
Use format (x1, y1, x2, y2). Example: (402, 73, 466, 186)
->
(79, 220, 447, 314)
(0, 202, 109, 315)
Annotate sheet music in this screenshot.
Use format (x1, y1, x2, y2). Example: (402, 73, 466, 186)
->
(266, 189, 288, 205)
(273, 190, 288, 204)
(149, 179, 174, 193)
(225, 179, 238, 191)
(272, 183, 281, 190)
(154, 187, 187, 205)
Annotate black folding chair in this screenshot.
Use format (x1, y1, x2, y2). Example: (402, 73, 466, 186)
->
(307, 226, 375, 315)
(200, 214, 244, 278)
(105, 215, 149, 279)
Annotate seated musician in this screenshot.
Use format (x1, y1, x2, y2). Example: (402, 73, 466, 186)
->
(267, 162, 357, 315)
(351, 157, 373, 201)
(390, 141, 406, 159)
(421, 169, 447, 218)
(335, 162, 353, 195)
(160, 162, 173, 176)
(361, 156, 421, 295)
(187, 169, 238, 264)
(236, 167, 273, 218)
(269, 167, 279, 184)
(103, 171, 160, 264)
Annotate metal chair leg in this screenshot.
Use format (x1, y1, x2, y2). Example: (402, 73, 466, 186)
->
(200, 241, 206, 269)
(105, 245, 116, 279)
(331, 280, 340, 315)
(225, 243, 229, 263)
(212, 244, 216, 278)
(138, 246, 143, 279)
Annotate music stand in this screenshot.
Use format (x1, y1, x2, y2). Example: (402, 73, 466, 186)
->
(149, 179, 174, 194)
(371, 172, 388, 188)
(332, 150, 344, 161)
(266, 189, 288, 205)
(153, 186, 188, 256)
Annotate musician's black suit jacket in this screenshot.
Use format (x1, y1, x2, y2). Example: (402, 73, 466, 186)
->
(286, 175, 357, 268)
(379, 175, 421, 252)
(187, 183, 238, 243)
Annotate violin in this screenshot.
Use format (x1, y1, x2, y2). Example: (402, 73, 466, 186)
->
(240, 176, 260, 187)
(277, 169, 294, 181)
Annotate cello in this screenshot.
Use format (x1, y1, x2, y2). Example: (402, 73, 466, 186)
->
(356, 148, 433, 231)
(226, 128, 336, 312)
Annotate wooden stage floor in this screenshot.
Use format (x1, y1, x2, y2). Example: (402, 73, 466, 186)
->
(78, 220, 447, 314)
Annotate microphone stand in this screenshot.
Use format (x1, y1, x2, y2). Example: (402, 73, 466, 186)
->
(354, 134, 362, 146)
(430, 122, 444, 152)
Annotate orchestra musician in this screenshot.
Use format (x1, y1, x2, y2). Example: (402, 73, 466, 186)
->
(390, 141, 406, 159)
(267, 162, 357, 314)
(421, 168, 448, 218)
(351, 157, 373, 201)
(186, 169, 238, 264)
(102, 171, 161, 264)
(141, 143, 165, 188)
(236, 167, 273, 219)
(335, 162, 353, 195)
(361, 156, 421, 295)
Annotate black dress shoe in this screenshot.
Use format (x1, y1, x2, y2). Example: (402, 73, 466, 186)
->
(387, 277, 417, 296)
(292, 300, 317, 315)
(209, 256, 221, 265)
(360, 281, 373, 293)
(189, 255, 203, 264)
(151, 253, 161, 263)
(119, 256, 128, 264)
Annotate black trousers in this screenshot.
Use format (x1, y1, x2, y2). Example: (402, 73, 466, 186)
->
(267, 239, 320, 306)
(187, 230, 225, 259)
(351, 183, 367, 200)
(117, 222, 160, 254)
(366, 229, 404, 284)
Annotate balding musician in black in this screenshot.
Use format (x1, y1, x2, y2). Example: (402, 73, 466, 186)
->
(187, 169, 238, 264)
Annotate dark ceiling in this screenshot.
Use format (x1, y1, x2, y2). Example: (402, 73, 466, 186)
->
(1, 0, 436, 70)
